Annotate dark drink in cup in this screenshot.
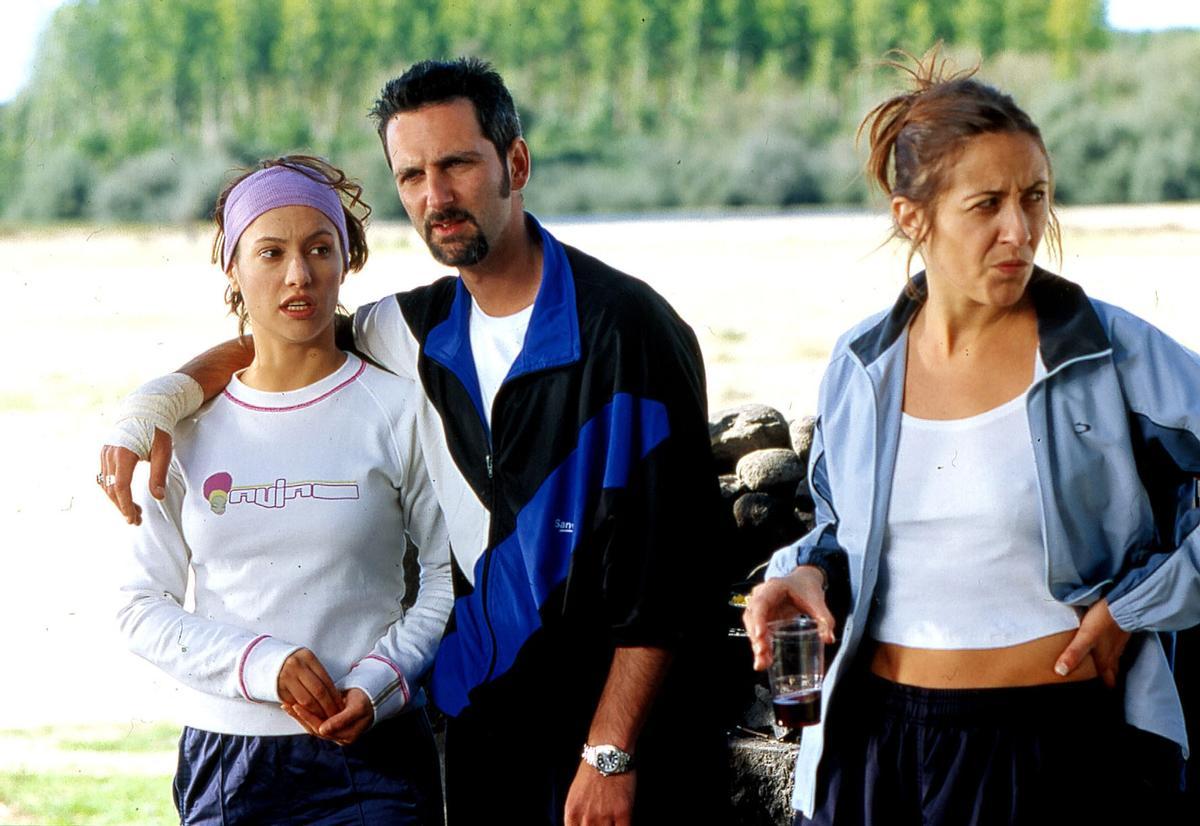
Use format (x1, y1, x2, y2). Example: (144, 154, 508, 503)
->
(767, 616, 825, 730)
(772, 687, 822, 727)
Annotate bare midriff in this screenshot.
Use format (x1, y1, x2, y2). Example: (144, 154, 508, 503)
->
(868, 629, 1097, 688)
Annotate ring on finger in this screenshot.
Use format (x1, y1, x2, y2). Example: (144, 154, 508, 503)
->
(105, 474, 117, 486)
(95, 472, 105, 485)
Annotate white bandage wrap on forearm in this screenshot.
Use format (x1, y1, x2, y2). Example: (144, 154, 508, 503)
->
(109, 373, 205, 460)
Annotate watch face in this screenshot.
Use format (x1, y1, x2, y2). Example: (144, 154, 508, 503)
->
(593, 746, 628, 775)
(596, 751, 622, 774)
(584, 744, 631, 775)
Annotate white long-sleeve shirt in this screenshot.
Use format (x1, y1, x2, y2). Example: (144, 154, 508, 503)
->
(117, 354, 453, 736)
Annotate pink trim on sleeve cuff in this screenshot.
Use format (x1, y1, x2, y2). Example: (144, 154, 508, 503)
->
(238, 634, 271, 701)
(363, 654, 410, 705)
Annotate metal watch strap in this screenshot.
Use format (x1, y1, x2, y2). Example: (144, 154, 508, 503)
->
(581, 743, 634, 776)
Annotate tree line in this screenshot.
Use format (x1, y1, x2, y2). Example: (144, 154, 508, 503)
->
(3, 0, 1197, 222)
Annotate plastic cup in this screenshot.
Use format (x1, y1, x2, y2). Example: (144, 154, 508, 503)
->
(767, 616, 825, 728)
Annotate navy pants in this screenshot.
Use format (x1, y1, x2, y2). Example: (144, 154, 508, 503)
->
(796, 672, 1171, 826)
(174, 710, 443, 825)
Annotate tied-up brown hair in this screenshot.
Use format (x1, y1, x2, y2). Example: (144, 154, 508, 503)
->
(210, 155, 373, 336)
(858, 45, 1062, 286)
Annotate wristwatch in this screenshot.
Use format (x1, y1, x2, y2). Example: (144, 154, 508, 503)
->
(581, 743, 634, 776)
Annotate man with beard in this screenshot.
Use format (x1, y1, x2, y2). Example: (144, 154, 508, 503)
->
(99, 58, 730, 825)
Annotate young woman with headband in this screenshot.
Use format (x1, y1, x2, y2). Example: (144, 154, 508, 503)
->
(115, 156, 452, 824)
(744, 50, 1197, 825)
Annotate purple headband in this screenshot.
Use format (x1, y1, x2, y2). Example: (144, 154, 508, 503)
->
(221, 165, 350, 272)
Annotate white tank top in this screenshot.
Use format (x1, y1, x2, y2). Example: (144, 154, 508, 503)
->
(868, 386, 1081, 649)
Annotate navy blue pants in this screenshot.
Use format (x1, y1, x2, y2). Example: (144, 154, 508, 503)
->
(796, 672, 1169, 826)
(174, 711, 443, 825)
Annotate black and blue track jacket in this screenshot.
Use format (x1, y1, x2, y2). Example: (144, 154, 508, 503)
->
(350, 215, 728, 730)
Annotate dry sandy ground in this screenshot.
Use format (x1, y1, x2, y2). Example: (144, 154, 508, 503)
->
(1, 206, 1197, 761)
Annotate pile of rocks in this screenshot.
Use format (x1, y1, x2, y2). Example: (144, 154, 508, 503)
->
(711, 404, 817, 580)
(712, 404, 818, 824)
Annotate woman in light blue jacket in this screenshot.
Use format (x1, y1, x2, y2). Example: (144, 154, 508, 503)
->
(744, 50, 1197, 826)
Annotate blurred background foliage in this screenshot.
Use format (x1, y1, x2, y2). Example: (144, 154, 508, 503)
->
(0, 0, 1196, 223)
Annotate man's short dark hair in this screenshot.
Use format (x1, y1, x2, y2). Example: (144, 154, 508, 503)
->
(370, 57, 522, 167)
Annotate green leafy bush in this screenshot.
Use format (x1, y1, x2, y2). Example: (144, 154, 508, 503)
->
(5, 1, 1196, 219)
(4, 145, 92, 222)
(88, 146, 240, 223)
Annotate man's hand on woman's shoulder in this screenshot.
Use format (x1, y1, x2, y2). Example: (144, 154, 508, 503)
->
(98, 432, 172, 525)
(96, 370, 205, 524)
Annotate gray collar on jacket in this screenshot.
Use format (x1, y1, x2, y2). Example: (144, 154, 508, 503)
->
(848, 268, 1111, 371)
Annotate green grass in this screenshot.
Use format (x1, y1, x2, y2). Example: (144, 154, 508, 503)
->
(0, 723, 180, 754)
(58, 724, 180, 754)
(0, 770, 174, 825)
(0, 724, 177, 825)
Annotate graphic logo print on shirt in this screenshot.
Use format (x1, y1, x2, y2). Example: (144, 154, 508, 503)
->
(202, 472, 233, 514)
(201, 472, 359, 514)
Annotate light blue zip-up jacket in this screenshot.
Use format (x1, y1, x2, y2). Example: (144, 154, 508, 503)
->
(767, 269, 1200, 815)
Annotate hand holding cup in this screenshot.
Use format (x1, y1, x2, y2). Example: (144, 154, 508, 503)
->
(743, 565, 835, 671)
(767, 615, 825, 728)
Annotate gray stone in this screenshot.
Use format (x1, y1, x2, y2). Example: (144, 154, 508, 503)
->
(720, 473, 747, 501)
(732, 492, 787, 530)
(789, 415, 816, 464)
(731, 491, 807, 570)
(794, 478, 815, 532)
(743, 683, 776, 730)
(794, 508, 816, 534)
(729, 729, 800, 825)
(710, 404, 791, 470)
(737, 448, 805, 492)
